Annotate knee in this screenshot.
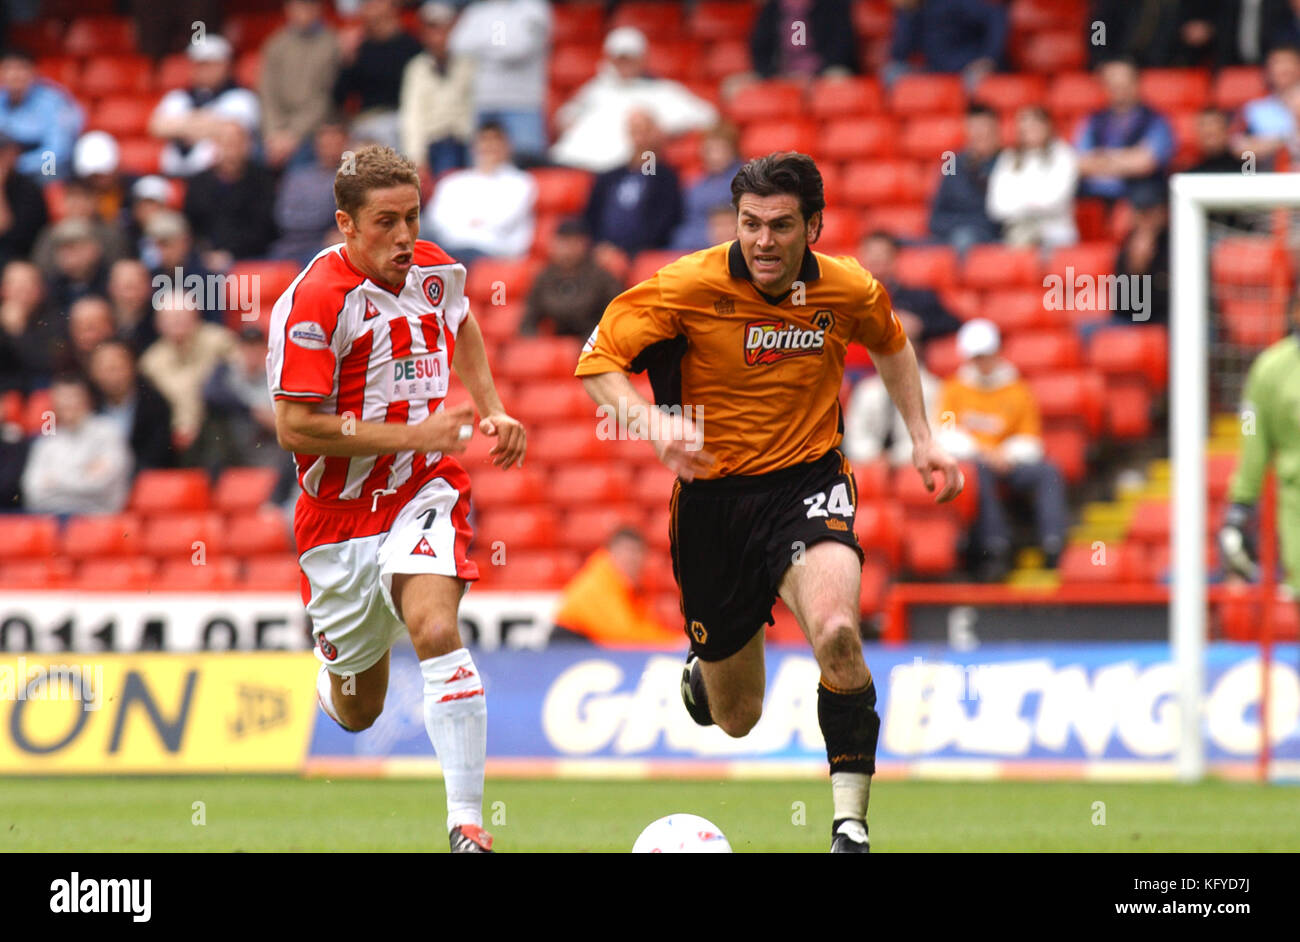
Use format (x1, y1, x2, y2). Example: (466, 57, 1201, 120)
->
(408, 615, 462, 658)
(335, 690, 384, 731)
(812, 617, 864, 678)
(714, 697, 763, 738)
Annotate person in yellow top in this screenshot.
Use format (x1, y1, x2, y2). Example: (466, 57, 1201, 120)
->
(936, 318, 1068, 581)
(551, 527, 681, 648)
(575, 151, 963, 852)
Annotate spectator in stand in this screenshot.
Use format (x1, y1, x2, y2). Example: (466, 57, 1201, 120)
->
(550, 27, 717, 174)
(139, 296, 237, 456)
(260, 0, 341, 170)
(550, 527, 680, 647)
(858, 231, 961, 345)
(449, 0, 552, 165)
(87, 338, 176, 471)
(423, 121, 536, 262)
(0, 49, 83, 182)
(986, 106, 1079, 250)
(1110, 184, 1169, 326)
(1189, 108, 1244, 173)
(129, 0, 222, 60)
(522, 217, 623, 338)
(1230, 44, 1300, 171)
(843, 314, 941, 466)
(45, 219, 108, 318)
(670, 122, 743, 252)
(583, 110, 683, 258)
(0, 131, 47, 270)
(0, 260, 58, 393)
(183, 121, 279, 269)
(150, 35, 261, 179)
(32, 177, 129, 280)
(107, 259, 158, 354)
(928, 105, 1002, 253)
(750, 0, 858, 79)
(73, 131, 132, 231)
(1075, 58, 1176, 204)
(20, 373, 132, 515)
(886, 0, 1007, 90)
(127, 175, 173, 267)
(196, 326, 281, 471)
(332, 0, 422, 152)
(60, 295, 116, 375)
(145, 211, 222, 326)
(937, 318, 1067, 581)
(1268, 0, 1300, 52)
(401, 1, 475, 176)
(273, 119, 350, 265)
(706, 203, 738, 245)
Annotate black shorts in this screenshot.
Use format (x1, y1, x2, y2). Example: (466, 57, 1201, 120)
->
(669, 448, 864, 662)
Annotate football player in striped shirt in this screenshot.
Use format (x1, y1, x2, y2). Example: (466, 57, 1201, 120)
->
(268, 145, 525, 853)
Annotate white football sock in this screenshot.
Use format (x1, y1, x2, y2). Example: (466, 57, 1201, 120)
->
(831, 771, 871, 823)
(420, 648, 487, 831)
(316, 665, 347, 728)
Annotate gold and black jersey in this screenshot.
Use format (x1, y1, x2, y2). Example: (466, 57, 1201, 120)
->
(575, 240, 906, 478)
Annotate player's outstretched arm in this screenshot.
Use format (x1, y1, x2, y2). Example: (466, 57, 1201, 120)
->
(871, 338, 963, 503)
(580, 370, 714, 481)
(274, 399, 474, 457)
(451, 310, 526, 469)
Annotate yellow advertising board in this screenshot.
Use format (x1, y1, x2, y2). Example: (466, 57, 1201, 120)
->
(0, 653, 319, 773)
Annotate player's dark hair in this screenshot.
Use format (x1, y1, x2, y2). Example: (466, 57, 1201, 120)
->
(863, 229, 898, 251)
(50, 371, 90, 391)
(966, 103, 997, 120)
(730, 152, 825, 241)
(477, 120, 508, 140)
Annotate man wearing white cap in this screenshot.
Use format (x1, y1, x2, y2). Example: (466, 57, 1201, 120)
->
(937, 318, 1068, 580)
(148, 35, 261, 177)
(551, 26, 719, 173)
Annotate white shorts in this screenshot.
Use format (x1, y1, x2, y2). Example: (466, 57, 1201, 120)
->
(295, 461, 478, 677)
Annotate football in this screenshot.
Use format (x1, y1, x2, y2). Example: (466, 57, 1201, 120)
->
(632, 814, 733, 853)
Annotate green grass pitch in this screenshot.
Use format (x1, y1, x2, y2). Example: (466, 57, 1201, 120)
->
(3, 777, 1298, 852)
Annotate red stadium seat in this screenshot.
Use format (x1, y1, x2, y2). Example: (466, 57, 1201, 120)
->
(550, 42, 601, 91)
(61, 513, 142, 559)
(224, 509, 292, 557)
(141, 512, 224, 559)
(1028, 370, 1105, 437)
(726, 80, 805, 123)
(851, 459, 891, 501)
(859, 557, 890, 615)
(1128, 499, 1170, 545)
(1016, 30, 1086, 73)
(703, 39, 753, 80)
(925, 331, 962, 377)
(511, 380, 598, 427)
(481, 549, 582, 590)
(816, 207, 861, 255)
(225, 11, 285, 52)
(1085, 325, 1169, 391)
(156, 557, 240, 591)
(608, 0, 684, 40)
(1139, 68, 1210, 113)
(889, 74, 965, 113)
(852, 0, 894, 38)
(475, 506, 560, 552)
(961, 245, 1042, 289)
(1207, 452, 1238, 501)
(494, 336, 583, 382)
(35, 56, 79, 90)
(840, 160, 912, 206)
(549, 465, 631, 506)
(8, 20, 63, 58)
(896, 245, 959, 291)
(821, 117, 897, 161)
(213, 466, 280, 514)
(972, 73, 1047, 112)
(470, 466, 549, 510)
(0, 559, 73, 589)
(902, 514, 961, 576)
(552, 1, 605, 43)
(465, 258, 541, 306)
(530, 167, 592, 215)
(1101, 379, 1153, 440)
(156, 53, 193, 92)
(526, 423, 624, 465)
(1041, 425, 1088, 482)
(86, 94, 156, 137)
(21, 388, 52, 436)
(0, 515, 58, 559)
(854, 500, 902, 568)
(1213, 67, 1268, 112)
(128, 469, 211, 514)
(1045, 73, 1106, 124)
(117, 137, 164, 175)
(74, 557, 156, 591)
(980, 288, 1054, 332)
(690, 1, 759, 40)
(739, 119, 817, 159)
(557, 506, 643, 553)
(79, 55, 152, 97)
(240, 554, 303, 591)
(1058, 541, 1143, 584)
(63, 16, 135, 56)
(1220, 297, 1289, 347)
(645, 40, 698, 83)
(898, 114, 965, 161)
(808, 76, 883, 118)
(235, 52, 260, 91)
(226, 260, 301, 330)
(1047, 240, 1115, 280)
(862, 204, 930, 240)
(1002, 328, 1082, 376)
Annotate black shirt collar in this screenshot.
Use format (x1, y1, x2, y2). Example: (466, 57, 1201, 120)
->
(727, 240, 820, 306)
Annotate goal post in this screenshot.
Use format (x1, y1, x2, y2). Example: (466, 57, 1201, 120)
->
(1169, 172, 1300, 782)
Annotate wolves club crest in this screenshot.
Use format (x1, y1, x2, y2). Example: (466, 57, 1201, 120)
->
(422, 275, 444, 307)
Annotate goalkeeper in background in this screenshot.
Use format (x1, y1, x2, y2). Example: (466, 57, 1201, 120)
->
(1219, 299, 1300, 589)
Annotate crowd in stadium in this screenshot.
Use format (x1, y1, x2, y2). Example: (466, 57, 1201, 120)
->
(0, 0, 1292, 637)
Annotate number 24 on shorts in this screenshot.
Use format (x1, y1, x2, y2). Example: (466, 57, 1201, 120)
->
(804, 483, 853, 518)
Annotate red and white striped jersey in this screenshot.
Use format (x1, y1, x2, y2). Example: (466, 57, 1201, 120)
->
(267, 240, 470, 503)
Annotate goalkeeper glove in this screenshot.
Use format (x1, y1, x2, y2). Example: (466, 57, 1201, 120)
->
(1218, 502, 1259, 581)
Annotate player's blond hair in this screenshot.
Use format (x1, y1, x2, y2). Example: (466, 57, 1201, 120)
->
(334, 144, 421, 219)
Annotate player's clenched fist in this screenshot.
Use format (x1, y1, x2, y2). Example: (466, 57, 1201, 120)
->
(480, 412, 526, 470)
(411, 402, 476, 454)
(652, 412, 715, 482)
(913, 438, 964, 504)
